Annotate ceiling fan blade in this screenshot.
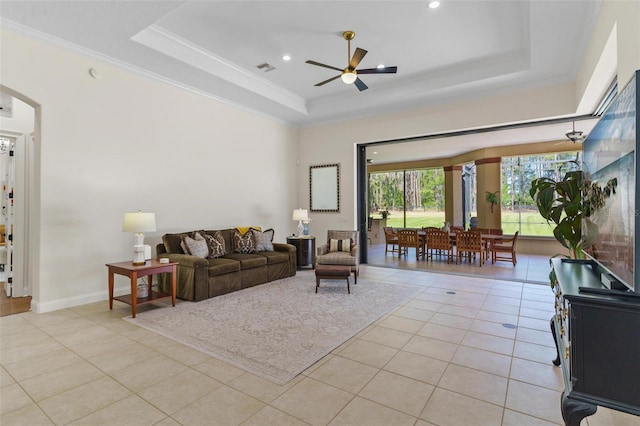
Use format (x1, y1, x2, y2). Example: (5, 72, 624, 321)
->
(349, 48, 368, 69)
(315, 74, 342, 87)
(357, 66, 398, 74)
(305, 60, 343, 72)
(354, 78, 368, 92)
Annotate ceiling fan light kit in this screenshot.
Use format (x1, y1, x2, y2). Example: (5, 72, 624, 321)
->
(565, 121, 586, 143)
(306, 30, 398, 92)
(341, 71, 358, 84)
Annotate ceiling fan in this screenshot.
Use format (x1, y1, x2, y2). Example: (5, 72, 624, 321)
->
(554, 120, 587, 146)
(306, 31, 397, 92)
(565, 121, 586, 143)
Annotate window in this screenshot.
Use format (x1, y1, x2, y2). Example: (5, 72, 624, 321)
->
(501, 152, 581, 236)
(369, 168, 445, 228)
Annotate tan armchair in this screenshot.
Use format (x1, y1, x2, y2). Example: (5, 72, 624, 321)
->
(316, 230, 359, 283)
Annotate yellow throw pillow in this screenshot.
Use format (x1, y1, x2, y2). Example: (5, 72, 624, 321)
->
(235, 226, 261, 235)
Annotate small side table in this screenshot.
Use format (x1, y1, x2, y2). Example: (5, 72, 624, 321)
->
(286, 236, 316, 269)
(106, 259, 178, 318)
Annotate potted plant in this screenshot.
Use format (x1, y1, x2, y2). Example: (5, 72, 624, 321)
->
(485, 191, 499, 213)
(529, 167, 586, 260)
(529, 162, 600, 288)
(379, 210, 390, 220)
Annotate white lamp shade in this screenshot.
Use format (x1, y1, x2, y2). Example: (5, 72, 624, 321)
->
(341, 71, 357, 84)
(122, 212, 157, 233)
(292, 208, 309, 221)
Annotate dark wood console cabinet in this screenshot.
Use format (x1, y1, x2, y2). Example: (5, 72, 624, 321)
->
(286, 236, 316, 269)
(550, 258, 640, 426)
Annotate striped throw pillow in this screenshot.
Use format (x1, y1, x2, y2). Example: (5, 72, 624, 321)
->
(329, 238, 351, 253)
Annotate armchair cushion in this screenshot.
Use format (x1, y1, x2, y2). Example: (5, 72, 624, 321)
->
(329, 238, 351, 253)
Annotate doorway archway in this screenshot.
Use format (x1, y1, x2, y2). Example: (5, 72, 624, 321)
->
(0, 85, 40, 307)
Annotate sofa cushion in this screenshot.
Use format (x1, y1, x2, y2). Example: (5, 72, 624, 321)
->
(316, 251, 357, 266)
(162, 233, 186, 254)
(204, 231, 226, 258)
(233, 229, 256, 253)
(207, 257, 241, 276)
(223, 253, 267, 269)
(256, 250, 289, 264)
(329, 238, 351, 253)
(252, 228, 274, 252)
(181, 233, 209, 258)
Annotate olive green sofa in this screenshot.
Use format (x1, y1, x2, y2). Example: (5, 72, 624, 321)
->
(156, 228, 296, 301)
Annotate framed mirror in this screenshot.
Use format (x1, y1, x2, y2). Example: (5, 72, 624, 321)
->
(310, 164, 340, 212)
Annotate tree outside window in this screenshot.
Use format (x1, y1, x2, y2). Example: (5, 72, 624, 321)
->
(500, 152, 582, 236)
(369, 168, 445, 228)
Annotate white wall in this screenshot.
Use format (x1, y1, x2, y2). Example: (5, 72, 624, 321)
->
(299, 0, 640, 246)
(0, 97, 35, 134)
(0, 29, 299, 312)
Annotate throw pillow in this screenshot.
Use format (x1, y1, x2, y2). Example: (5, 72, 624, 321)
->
(203, 231, 226, 258)
(180, 233, 209, 258)
(329, 238, 351, 253)
(252, 228, 274, 252)
(233, 229, 256, 253)
(235, 226, 261, 236)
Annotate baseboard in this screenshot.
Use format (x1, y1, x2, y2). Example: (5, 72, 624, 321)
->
(31, 286, 131, 313)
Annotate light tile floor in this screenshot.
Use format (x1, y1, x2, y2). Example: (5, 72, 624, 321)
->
(366, 242, 553, 284)
(1, 266, 639, 425)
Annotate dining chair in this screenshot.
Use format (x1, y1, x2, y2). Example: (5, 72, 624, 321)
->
(425, 229, 454, 263)
(491, 231, 519, 265)
(456, 230, 484, 266)
(397, 229, 425, 260)
(383, 227, 399, 255)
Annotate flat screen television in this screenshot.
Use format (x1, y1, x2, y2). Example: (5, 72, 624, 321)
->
(582, 70, 639, 292)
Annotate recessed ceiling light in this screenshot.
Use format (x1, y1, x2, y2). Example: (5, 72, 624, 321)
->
(377, 64, 385, 69)
(282, 54, 291, 61)
(373, 151, 378, 154)
(428, 1, 440, 9)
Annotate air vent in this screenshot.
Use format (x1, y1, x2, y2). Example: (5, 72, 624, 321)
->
(256, 63, 276, 72)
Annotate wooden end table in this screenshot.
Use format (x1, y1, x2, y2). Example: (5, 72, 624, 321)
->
(106, 259, 178, 318)
(286, 236, 316, 269)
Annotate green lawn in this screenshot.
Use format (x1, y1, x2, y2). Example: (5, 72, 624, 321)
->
(373, 210, 554, 236)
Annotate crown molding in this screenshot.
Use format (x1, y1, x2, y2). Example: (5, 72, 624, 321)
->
(0, 19, 293, 127)
(131, 25, 308, 116)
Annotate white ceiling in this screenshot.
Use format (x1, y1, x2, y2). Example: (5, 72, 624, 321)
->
(0, 0, 601, 129)
(1, 1, 606, 165)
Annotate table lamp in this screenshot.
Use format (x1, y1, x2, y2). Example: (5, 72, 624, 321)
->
(122, 211, 156, 265)
(292, 208, 308, 237)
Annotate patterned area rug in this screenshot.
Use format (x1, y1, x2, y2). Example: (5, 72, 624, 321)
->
(126, 270, 421, 385)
